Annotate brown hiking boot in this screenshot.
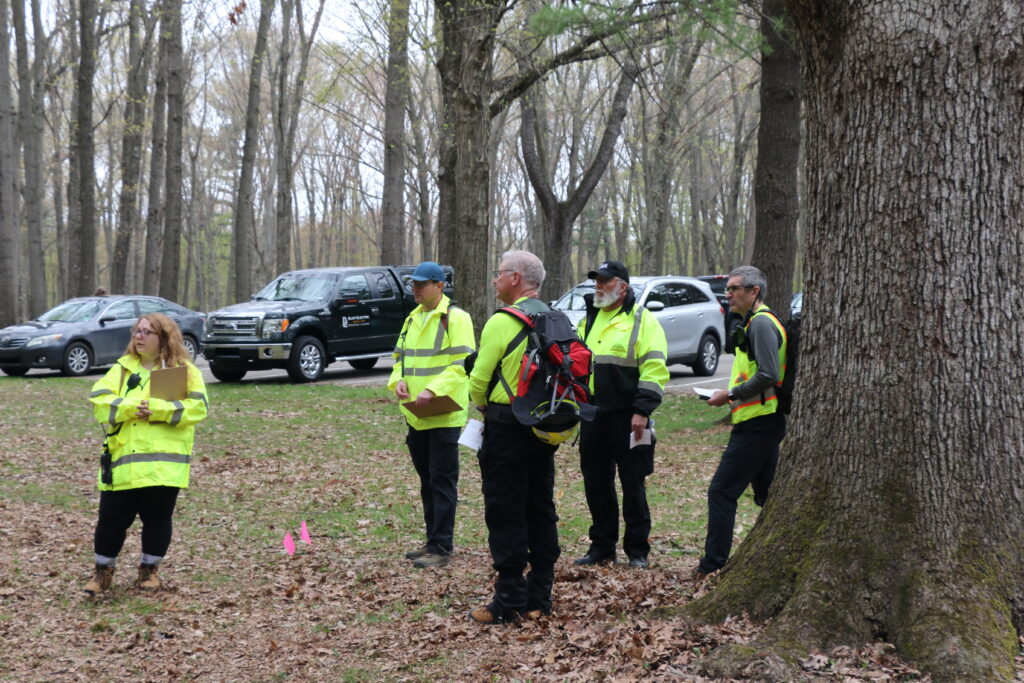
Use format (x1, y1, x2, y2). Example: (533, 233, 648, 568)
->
(83, 564, 114, 597)
(137, 563, 161, 590)
(404, 545, 431, 560)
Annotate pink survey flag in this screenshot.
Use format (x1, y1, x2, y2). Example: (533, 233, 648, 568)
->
(283, 532, 296, 556)
(300, 521, 312, 545)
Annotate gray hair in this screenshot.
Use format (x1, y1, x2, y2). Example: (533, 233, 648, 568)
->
(501, 250, 546, 289)
(729, 265, 767, 301)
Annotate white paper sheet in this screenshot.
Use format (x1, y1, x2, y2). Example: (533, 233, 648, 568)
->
(692, 386, 717, 400)
(629, 428, 652, 449)
(458, 418, 485, 450)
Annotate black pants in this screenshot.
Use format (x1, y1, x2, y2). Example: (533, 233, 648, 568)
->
(579, 410, 653, 560)
(698, 412, 786, 574)
(406, 425, 460, 554)
(94, 486, 181, 560)
(478, 411, 560, 618)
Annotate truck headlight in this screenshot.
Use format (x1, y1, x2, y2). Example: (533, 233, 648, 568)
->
(261, 318, 289, 338)
(27, 334, 63, 348)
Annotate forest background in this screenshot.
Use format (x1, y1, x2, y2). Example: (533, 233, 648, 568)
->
(0, 0, 794, 328)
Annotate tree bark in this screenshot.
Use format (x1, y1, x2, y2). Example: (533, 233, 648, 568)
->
(380, 0, 410, 265)
(158, 0, 184, 300)
(143, 9, 168, 296)
(687, 2, 1024, 680)
(67, 0, 98, 297)
(750, 0, 801, 314)
(233, 0, 275, 300)
(111, 0, 150, 294)
(0, 0, 19, 326)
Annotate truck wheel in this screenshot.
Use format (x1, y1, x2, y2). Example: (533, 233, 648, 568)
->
(287, 336, 325, 382)
(690, 334, 720, 377)
(348, 357, 377, 371)
(210, 362, 247, 382)
(182, 335, 198, 361)
(62, 342, 93, 376)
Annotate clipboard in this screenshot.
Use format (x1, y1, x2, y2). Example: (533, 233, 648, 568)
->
(402, 394, 463, 418)
(150, 365, 188, 401)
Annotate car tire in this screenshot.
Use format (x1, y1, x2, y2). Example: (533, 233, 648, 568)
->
(348, 357, 378, 371)
(61, 342, 94, 376)
(209, 362, 247, 382)
(287, 336, 325, 382)
(690, 334, 720, 377)
(2, 366, 29, 377)
(182, 335, 198, 361)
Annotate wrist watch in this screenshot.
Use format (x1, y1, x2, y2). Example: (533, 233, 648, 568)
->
(727, 390, 737, 401)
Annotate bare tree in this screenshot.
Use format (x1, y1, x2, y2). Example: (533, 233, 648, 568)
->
(750, 0, 800, 313)
(690, 1, 1024, 680)
(158, 0, 184, 299)
(233, 0, 276, 300)
(0, 0, 19, 325)
(379, 0, 410, 264)
(67, 0, 99, 296)
(142, 13, 167, 296)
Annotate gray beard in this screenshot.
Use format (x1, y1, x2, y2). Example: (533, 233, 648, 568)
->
(593, 290, 617, 308)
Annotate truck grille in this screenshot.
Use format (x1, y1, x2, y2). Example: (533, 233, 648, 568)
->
(0, 336, 28, 349)
(208, 316, 259, 338)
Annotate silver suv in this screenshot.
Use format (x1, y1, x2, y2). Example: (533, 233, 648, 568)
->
(552, 275, 725, 376)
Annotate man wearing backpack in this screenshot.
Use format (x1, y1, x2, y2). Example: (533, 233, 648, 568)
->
(389, 261, 475, 569)
(696, 265, 788, 580)
(574, 261, 669, 569)
(467, 250, 561, 624)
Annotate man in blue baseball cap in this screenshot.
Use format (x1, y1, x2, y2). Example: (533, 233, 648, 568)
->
(389, 261, 475, 568)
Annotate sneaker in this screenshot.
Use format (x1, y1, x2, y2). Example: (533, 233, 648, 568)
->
(627, 556, 649, 569)
(137, 563, 161, 590)
(83, 564, 115, 597)
(404, 545, 431, 560)
(573, 551, 615, 566)
(412, 552, 450, 569)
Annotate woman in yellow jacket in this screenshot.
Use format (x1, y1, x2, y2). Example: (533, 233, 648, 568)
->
(84, 313, 208, 596)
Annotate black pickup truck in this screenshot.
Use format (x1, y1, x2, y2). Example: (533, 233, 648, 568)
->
(201, 265, 454, 382)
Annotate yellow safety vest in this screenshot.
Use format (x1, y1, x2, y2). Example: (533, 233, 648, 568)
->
(89, 355, 209, 490)
(388, 295, 475, 429)
(729, 304, 787, 424)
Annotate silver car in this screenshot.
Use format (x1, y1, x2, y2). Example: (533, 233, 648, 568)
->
(552, 276, 726, 376)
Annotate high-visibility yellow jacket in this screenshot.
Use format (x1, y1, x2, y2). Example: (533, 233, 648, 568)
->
(468, 296, 544, 409)
(729, 304, 787, 424)
(89, 354, 209, 491)
(578, 293, 670, 416)
(388, 295, 475, 429)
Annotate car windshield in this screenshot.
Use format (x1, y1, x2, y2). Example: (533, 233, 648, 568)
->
(37, 299, 104, 322)
(254, 274, 337, 302)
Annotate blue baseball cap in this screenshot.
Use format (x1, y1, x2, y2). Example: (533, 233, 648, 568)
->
(409, 261, 445, 282)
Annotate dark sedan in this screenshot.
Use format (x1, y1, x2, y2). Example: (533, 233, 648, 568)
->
(0, 296, 205, 377)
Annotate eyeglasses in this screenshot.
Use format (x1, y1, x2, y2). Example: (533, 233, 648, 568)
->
(492, 269, 515, 279)
(411, 280, 438, 289)
(133, 328, 157, 338)
(725, 285, 752, 293)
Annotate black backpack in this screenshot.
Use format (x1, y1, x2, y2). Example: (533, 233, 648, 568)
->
(488, 298, 597, 438)
(745, 308, 800, 415)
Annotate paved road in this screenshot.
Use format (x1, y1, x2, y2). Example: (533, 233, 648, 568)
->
(16, 353, 734, 393)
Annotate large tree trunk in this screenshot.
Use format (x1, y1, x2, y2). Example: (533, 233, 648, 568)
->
(379, 0, 410, 265)
(688, 2, 1024, 681)
(233, 0, 275, 301)
(750, 0, 801, 314)
(158, 0, 184, 300)
(143, 13, 167, 296)
(434, 0, 505, 327)
(69, 0, 97, 297)
(0, 0, 18, 326)
(111, 0, 149, 294)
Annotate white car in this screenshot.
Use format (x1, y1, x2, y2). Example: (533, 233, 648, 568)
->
(552, 276, 726, 376)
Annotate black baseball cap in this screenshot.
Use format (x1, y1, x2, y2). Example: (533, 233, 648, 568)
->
(587, 260, 630, 283)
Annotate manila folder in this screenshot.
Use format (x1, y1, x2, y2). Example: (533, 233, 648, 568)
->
(402, 394, 463, 418)
(150, 365, 188, 402)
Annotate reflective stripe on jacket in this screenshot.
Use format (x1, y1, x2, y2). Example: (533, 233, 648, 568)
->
(729, 304, 787, 424)
(578, 298, 669, 416)
(89, 355, 209, 490)
(388, 295, 475, 429)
